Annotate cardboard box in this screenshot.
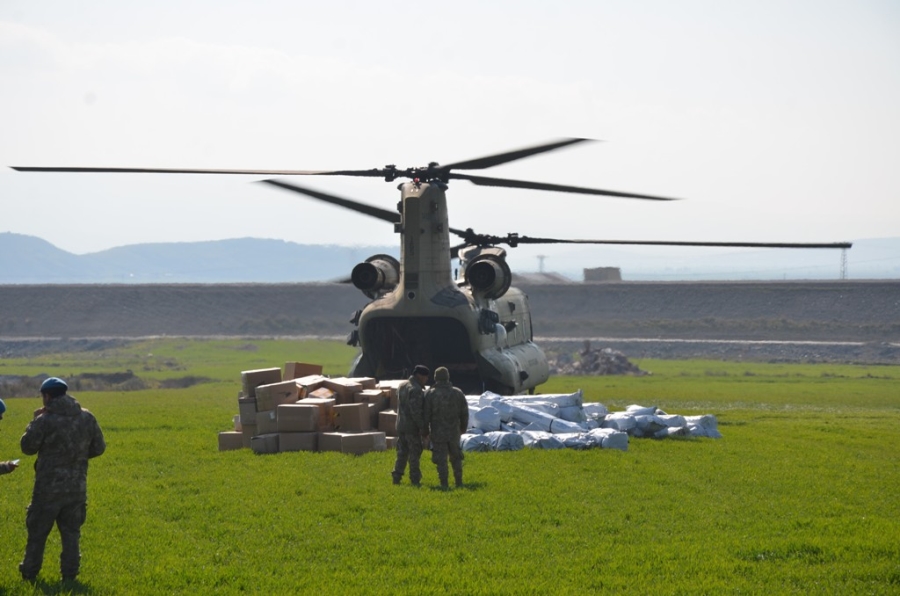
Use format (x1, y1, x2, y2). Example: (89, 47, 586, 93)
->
(238, 397, 257, 425)
(386, 436, 398, 449)
(354, 388, 388, 411)
(241, 424, 257, 449)
(295, 374, 328, 393)
(255, 380, 305, 412)
(349, 376, 378, 390)
(322, 378, 364, 405)
(279, 432, 318, 452)
(308, 387, 335, 400)
(333, 403, 370, 431)
(241, 368, 282, 398)
(379, 410, 398, 435)
(256, 410, 278, 435)
(284, 362, 323, 380)
(277, 404, 319, 433)
(250, 433, 279, 454)
(378, 379, 406, 410)
(318, 431, 387, 455)
(218, 431, 244, 451)
(297, 396, 336, 431)
(367, 403, 380, 430)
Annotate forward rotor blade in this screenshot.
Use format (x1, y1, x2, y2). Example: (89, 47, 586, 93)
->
(10, 166, 388, 177)
(505, 237, 853, 249)
(450, 173, 681, 201)
(442, 138, 593, 171)
(259, 179, 400, 224)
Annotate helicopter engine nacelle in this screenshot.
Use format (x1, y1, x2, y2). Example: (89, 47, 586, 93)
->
(466, 248, 512, 300)
(351, 254, 400, 298)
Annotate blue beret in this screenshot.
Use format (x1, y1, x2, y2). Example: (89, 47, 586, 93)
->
(40, 377, 68, 393)
(0, 398, 6, 414)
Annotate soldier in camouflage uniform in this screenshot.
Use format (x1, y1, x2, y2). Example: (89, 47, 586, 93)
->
(1, 398, 21, 475)
(19, 377, 106, 583)
(392, 365, 430, 486)
(423, 367, 469, 489)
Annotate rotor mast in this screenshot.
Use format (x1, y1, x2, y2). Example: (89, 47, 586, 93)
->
(396, 181, 456, 299)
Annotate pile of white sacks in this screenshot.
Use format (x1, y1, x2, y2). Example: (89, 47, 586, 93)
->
(462, 390, 722, 452)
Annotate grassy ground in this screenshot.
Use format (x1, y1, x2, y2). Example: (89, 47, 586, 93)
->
(0, 339, 897, 595)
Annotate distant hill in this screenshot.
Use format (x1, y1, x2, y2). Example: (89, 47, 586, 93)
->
(1, 232, 897, 283)
(0, 233, 397, 284)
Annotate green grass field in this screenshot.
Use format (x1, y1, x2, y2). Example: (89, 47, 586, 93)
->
(1, 339, 898, 595)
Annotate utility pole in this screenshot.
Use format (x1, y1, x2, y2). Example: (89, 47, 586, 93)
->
(840, 247, 848, 280)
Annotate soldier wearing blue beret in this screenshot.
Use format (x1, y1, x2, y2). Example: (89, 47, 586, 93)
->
(19, 377, 106, 583)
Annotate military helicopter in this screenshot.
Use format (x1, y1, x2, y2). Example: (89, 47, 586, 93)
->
(12, 138, 851, 394)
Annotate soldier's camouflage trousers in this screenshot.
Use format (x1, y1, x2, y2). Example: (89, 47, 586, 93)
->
(392, 433, 424, 485)
(20, 495, 87, 580)
(431, 439, 464, 487)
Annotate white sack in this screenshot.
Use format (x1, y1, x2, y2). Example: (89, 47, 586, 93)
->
(626, 405, 658, 416)
(488, 400, 515, 423)
(586, 428, 629, 451)
(508, 403, 587, 434)
(521, 431, 566, 449)
(498, 390, 583, 409)
(634, 414, 667, 435)
(685, 415, 722, 438)
(460, 434, 493, 452)
(658, 414, 687, 427)
(582, 402, 609, 419)
(474, 406, 502, 432)
(484, 431, 525, 451)
(557, 406, 587, 423)
(654, 426, 692, 438)
(509, 401, 560, 416)
(478, 391, 504, 406)
(601, 412, 637, 432)
(555, 433, 593, 450)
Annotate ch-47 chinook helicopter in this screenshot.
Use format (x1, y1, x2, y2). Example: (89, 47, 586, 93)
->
(12, 138, 851, 394)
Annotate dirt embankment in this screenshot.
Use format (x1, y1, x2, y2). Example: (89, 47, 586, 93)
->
(1, 281, 898, 362)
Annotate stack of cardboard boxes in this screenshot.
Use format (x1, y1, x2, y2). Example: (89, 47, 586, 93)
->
(218, 362, 407, 456)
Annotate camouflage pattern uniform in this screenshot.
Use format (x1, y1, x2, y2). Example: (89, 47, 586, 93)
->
(392, 375, 428, 485)
(424, 370, 469, 489)
(19, 394, 106, 581)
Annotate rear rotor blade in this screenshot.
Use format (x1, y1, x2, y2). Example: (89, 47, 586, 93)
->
(503, 237, 853, 249)
(260, 179, 400, 224)
(442, 138, 593, 171)
(450, 173, 681, 201)
(10, 166, 389, 177)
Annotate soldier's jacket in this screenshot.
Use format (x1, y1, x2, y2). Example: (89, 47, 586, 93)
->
(424, 381, 469, 442)
(21, 394, 106, 498)
(396, 376, 427, 435)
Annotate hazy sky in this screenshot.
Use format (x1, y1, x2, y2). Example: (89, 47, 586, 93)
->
(2, 1, 898, 271)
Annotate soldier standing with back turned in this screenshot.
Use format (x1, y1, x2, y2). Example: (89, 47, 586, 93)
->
(391, 365, 430, 486)
(423, 367, 469, 489)
(19, 377, 106, 583)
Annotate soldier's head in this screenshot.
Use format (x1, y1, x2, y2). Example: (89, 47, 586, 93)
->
(40, 377, 68, 401)
(434, 367, 450, 383)
(413, 365, 430, 381)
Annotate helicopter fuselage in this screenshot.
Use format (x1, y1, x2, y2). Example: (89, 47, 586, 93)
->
(348, 180, 549, 394)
